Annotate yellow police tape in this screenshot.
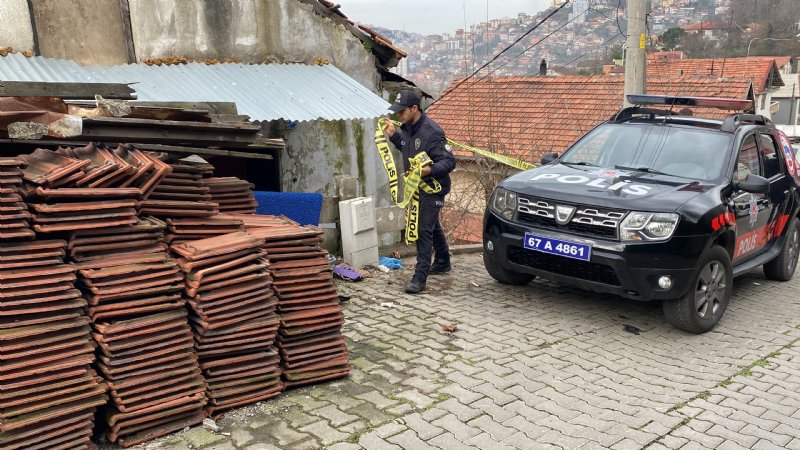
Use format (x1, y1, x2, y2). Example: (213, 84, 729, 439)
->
(374, 126, 441, 243)
(376, 119, 532, 242)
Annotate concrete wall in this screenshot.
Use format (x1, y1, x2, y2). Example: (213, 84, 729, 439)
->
(0, 0, 34, 51)
(128, 0, 378, 88)
(30, 0, 131, 65)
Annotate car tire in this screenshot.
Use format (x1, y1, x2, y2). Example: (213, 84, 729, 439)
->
(483, 251, 535, 285)
(663, 245, 732, 334)
(763, 217, 800, 281)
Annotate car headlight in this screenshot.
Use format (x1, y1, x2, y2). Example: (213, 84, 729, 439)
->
(490, 187, 517, 220)
(620, 212, 679, 242)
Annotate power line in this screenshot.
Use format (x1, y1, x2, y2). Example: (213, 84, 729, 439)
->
(432, 0, 571, 105)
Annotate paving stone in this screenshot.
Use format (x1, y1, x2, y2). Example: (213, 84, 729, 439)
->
(243, 444, 282, 450)
(401, 412, 445, 440)
(467, 415, 516, 441)
(230, 427, 254, 446)
(431, 413, 482, 441)
(465, 432, 517, 450)
(206, 443, 237, 450)
(429, 432, 481, 450)
(256, 420, 313, 447)
(356, 390, 401, 409)
(312, 405, 361, 427)
(395, 389, 435, 409)
(300, 420, 350, 445)
(358, 431, 403, 450)
(437, 398, 483, 421)
(183, 428, 227, 448)
(327, 443, 364, 450)
(387, 430, 439, 450)
(439, 384, 483, 404)
(351, 402, 397, 426)
(372, 421, 407, 439)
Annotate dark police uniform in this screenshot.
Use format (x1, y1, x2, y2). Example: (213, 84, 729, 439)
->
(389, 112, 456, 285)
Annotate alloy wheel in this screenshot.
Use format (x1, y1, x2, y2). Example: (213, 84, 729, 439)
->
(695, 261, 726, 319)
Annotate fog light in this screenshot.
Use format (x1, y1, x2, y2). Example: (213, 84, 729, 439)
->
(658, 276, 672, 290)
(486, 240, 494, 251)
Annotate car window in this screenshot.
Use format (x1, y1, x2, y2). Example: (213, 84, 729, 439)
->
(735, 134, 760, 182)
(563, 124, 647, 166)
(759, 133, 781, 178)
(562, 123, 730, 181)
(648, 127, 729, 180)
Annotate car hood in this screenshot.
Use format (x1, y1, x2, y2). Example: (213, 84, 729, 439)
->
(501, 164, 714, 212)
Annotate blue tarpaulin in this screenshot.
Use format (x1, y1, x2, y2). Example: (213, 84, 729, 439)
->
(253, 191, 323, 226)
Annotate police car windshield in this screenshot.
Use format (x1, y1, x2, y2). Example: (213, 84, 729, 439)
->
(561, 123, 732, 181)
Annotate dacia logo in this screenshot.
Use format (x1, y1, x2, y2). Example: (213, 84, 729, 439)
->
(555, 205, 576, 225)
(530, 173, 653, 196)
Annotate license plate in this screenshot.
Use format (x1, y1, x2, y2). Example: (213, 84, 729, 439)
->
(523, 233, 592, 261)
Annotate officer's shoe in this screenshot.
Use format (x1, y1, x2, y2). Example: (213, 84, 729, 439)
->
(404, 279, 426, 294)
(428, 259, 451, 275)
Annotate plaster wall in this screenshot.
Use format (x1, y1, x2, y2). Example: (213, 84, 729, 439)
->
(0, 0, 34, 51)
(29, 0, 130, 65)
(127, 0, 378, 89)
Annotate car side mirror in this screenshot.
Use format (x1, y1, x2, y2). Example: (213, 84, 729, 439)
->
(540, 152, 559, 165)
(734, 174, 770, 194)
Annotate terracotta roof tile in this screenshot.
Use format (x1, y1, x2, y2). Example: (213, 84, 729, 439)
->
(647, 57, 784, 93)
(428, 75, 753, 162)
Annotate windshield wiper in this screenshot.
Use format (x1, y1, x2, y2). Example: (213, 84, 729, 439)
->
(562, 161, 599, 167)
(614, 165, 670, 176)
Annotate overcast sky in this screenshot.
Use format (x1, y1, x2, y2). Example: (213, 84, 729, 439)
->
(339, 0, 552, 35)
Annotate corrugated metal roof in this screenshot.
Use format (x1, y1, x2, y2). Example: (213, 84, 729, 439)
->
(0, 52, 390, 122)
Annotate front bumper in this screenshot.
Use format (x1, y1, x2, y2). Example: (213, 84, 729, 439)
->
(483, 211, 708, 301)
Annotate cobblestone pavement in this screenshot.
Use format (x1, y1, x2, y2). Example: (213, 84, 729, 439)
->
(140, 252, 800, 450)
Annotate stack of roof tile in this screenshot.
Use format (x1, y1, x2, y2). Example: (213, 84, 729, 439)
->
(27, 187, 141, 233)
(165, 215, 245, 246)
(66, 217, 207, 446)
(0, 239, 107, 450)
(140, 159, 218, 217)
(233, 215, 351, 388)
(171, 231, 282, 416)
(0, 157, 33, 240)
(91, 309, 207, 447)
(201, 177, 258, 214)
(54, 143, 171, 199)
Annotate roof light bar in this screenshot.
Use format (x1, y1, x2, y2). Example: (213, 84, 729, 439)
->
(627, 95, 753, 110)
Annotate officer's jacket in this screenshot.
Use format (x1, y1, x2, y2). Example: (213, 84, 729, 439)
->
(388, 112, 456, 197)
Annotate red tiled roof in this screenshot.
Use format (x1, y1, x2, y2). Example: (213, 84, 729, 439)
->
(427, 75, 753, 162)
(647, 57, 783, 93)
(681, 21, 727, 31)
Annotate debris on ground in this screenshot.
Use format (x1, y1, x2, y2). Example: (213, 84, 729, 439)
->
(333, 263, 365, 281)
(623, 324, 641, 335)
(440, 323, 458, 333)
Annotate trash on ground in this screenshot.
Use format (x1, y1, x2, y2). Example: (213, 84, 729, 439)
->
(378, 256, 403, 269)
(623, 324, 641, 335)
(338, 294, 351, 302)
(377, 264, 391, 273)
(380, 302, 395, 308)
(440, 323, 458, 333)
(333, 264, 364, 281)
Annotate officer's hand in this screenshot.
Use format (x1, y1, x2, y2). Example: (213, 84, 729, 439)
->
(382, 118, 395, 137)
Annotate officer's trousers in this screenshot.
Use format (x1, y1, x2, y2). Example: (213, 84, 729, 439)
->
(413, 194, 449, 283)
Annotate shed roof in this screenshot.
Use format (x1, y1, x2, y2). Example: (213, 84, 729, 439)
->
(428, 75, 754, 163)
(0, 52, 390, 122)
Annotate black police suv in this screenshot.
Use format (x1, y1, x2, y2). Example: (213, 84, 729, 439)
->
(483, 95, 800, 334)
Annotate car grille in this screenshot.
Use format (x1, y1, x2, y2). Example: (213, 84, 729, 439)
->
(516, 196, 627, 240)
(508, 247, 621, 286)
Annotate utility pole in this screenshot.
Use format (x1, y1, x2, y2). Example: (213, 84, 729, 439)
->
(623, 0, 648, 107)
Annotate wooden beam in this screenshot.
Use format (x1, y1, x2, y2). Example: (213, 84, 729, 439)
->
(130, 101, 239, 115)
(0, 81, 136, 99)
(0, 139, 275, 160)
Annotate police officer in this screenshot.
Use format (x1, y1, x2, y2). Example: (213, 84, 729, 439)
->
(382, 89, 456, 294)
